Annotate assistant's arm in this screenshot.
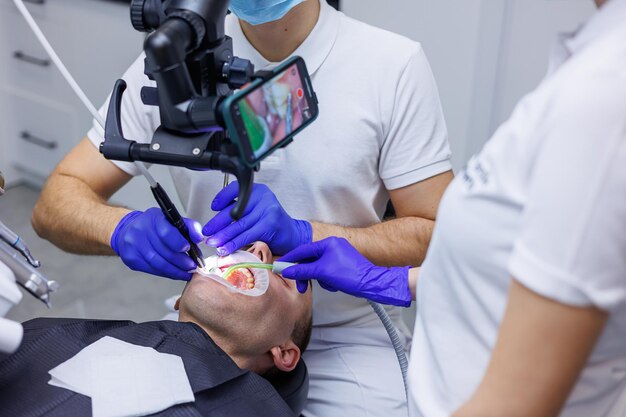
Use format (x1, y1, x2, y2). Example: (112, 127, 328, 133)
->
(453, 280, 607, 417)
(311, 170, 453, 266)
(280, 236, 421, 306)
(32, 138, 133, 255)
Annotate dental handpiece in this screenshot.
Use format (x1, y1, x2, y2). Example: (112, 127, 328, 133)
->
(0, 241, 58, 308)
(151, 183, 206, 270)
(0, 221, 41, 268)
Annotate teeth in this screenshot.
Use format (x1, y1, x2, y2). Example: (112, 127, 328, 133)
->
(240, 268, 253, 281)
(224, 267, 255, 290)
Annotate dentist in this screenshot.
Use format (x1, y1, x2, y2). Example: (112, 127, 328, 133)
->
(32, 1, 453, 416)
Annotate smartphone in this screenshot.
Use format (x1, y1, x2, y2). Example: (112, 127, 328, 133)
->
(221, 56, 319, 167)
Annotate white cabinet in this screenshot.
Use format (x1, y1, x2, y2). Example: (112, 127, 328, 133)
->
(0, 0, 143, 183)
(0, 0, 183, 211)
(2, 89, 78, 178)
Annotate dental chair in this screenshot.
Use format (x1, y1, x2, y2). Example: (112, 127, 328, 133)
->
(163, 296, 309, 416)
(269, 359, 309, 417)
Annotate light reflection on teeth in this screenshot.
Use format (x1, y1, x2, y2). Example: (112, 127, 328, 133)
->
(224, 267, 256, 291)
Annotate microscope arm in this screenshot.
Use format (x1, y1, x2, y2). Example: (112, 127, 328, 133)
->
(101, 80, 254, 220)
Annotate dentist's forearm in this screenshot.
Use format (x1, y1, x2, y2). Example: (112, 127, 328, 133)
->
(32, 173, 130, 255)
(311, 216, 434, 267)
(32, 138, 135, 256)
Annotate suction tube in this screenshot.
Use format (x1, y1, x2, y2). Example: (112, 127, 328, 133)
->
(369, 301, 409, 404)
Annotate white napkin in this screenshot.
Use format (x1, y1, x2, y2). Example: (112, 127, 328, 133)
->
(49, 336, 195, 417)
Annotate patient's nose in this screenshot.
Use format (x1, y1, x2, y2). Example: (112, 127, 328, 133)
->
(248, 242, 271, 263)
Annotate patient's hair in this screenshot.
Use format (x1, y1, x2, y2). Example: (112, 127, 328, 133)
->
(263, 301, 312, 382)
(292, 304, 313, 354)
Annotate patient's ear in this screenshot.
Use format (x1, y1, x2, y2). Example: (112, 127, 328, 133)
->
(269, 341, 301, 372)
(174, 297, 181, 311)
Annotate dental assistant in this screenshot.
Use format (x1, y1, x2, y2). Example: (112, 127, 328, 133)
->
(274, 1, 626, 416)
(31, 0, 453, 415)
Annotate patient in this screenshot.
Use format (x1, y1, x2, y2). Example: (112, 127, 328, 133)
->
(0, 242, 313, 417)
(178, 241, 313, 376)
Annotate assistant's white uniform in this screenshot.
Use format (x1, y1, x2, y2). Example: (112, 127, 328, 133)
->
(409, 2, 626, 416)
(88, 1, 452, 415)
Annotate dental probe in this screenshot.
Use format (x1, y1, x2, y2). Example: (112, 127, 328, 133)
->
(0, 242, 58, 308)
(0, 221, 41, 268)
(13, 0, 204, 270)
(151, 184, 205, 270)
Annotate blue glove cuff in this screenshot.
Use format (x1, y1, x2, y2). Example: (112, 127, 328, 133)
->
(366, 266, 412, 308)
(111, 211, 142, 255)
(393, 266, 413, 308)
(295, 220, 313, 247)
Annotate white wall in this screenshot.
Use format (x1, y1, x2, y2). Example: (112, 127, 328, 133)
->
(342, 0, 594, 171)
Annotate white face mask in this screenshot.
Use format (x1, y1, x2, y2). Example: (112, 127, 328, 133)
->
(229, 0, 307, 26)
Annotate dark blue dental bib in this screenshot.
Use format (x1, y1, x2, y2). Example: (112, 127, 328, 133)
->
(0, 318, 307, 417)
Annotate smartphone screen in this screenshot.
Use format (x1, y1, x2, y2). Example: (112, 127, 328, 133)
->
(232, 60, 317, 163)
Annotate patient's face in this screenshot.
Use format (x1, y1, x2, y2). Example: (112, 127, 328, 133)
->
(178, 242, 312, 358)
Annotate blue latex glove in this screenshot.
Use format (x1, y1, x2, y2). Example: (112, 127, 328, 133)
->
(203, 182, 312, 256)
(111, 208, 204, 281)
(280, 237, 412, 307)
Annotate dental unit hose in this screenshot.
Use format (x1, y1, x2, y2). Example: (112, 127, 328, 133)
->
(0, 221, 41, 268)
(368, 301, 409, 402)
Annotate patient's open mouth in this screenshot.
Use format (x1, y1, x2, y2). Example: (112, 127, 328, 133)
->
(198, 252, 270, 296)
(217, 264, 255, 290)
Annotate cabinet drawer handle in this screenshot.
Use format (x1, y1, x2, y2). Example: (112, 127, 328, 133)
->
(20, 131, 58, 150)
(13, 51, 51, 67)
(24, 0, 45, 4)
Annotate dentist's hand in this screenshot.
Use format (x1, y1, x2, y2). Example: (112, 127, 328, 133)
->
(111, 208, 204, 281)
(280, 237, 412, 307)
(203, 182, 312, 256)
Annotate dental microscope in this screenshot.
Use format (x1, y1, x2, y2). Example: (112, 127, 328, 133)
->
(0, 171, 59, 354)
(101, 0, 260, 220)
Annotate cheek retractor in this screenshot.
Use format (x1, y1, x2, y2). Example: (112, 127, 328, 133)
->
(196, 251, 270, 297)
(221, 261, 295, 278)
